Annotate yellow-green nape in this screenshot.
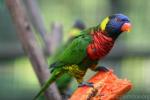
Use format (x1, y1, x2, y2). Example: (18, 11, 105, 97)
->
(100, 17, 109, 31)
(69, 28, 81, 37)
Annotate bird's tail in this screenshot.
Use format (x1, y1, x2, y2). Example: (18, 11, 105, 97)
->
(33, 68, 63, 100)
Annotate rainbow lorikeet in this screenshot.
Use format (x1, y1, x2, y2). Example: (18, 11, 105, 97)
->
(34, 14, 131, 99)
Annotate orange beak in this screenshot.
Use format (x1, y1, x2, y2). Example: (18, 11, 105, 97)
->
(121, 23, 132, 32)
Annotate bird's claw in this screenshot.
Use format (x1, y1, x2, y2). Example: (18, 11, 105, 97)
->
(78, 82, 94, 87)
(94, 66, 109, 72)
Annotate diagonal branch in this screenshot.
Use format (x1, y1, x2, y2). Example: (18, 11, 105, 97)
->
(5, 0, 61, 100)
(23, 0, 52, 54)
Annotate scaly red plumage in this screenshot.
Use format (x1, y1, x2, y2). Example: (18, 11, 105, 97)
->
(87, 30, 115, 60)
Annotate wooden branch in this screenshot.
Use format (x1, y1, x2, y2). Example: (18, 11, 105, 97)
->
(5, 0, 61, 100)
(23, 0, 52, 54)
(70, 70, 132, 100)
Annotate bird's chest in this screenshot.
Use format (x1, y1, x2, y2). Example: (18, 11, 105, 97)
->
(86, 33, 114, 60)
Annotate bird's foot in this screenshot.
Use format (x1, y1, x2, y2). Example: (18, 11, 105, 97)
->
(78, 82, 94, 87)
(94, 66, 109, 72)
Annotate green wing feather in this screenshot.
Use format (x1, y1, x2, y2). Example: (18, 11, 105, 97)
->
(58, 33, 92, 64)
(50, 30, 92, 70)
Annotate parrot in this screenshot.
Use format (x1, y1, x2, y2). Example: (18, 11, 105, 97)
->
(34, 13, 132, 99)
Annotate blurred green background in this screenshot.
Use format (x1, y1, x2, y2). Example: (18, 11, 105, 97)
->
(0, 0, 150, 100)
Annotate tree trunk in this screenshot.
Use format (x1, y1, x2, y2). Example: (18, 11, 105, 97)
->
(5, 0, 61, 100)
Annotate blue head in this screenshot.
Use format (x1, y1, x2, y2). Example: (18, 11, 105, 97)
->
(100, 14, 131, 39)
(73, 20, 86, 30)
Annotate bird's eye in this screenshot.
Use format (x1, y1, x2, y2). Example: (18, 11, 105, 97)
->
(114, 18, 121, 22)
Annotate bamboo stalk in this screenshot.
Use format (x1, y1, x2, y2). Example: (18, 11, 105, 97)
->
(5, 0, 61, 100)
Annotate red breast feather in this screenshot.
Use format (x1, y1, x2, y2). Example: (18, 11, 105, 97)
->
(87, 30, 114, 60)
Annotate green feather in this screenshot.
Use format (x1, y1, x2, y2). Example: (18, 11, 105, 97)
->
(50, 29, 92, 72)
(58, 31, 92, 64)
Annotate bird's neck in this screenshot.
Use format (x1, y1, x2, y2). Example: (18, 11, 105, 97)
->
(87, 29, 115, 60)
